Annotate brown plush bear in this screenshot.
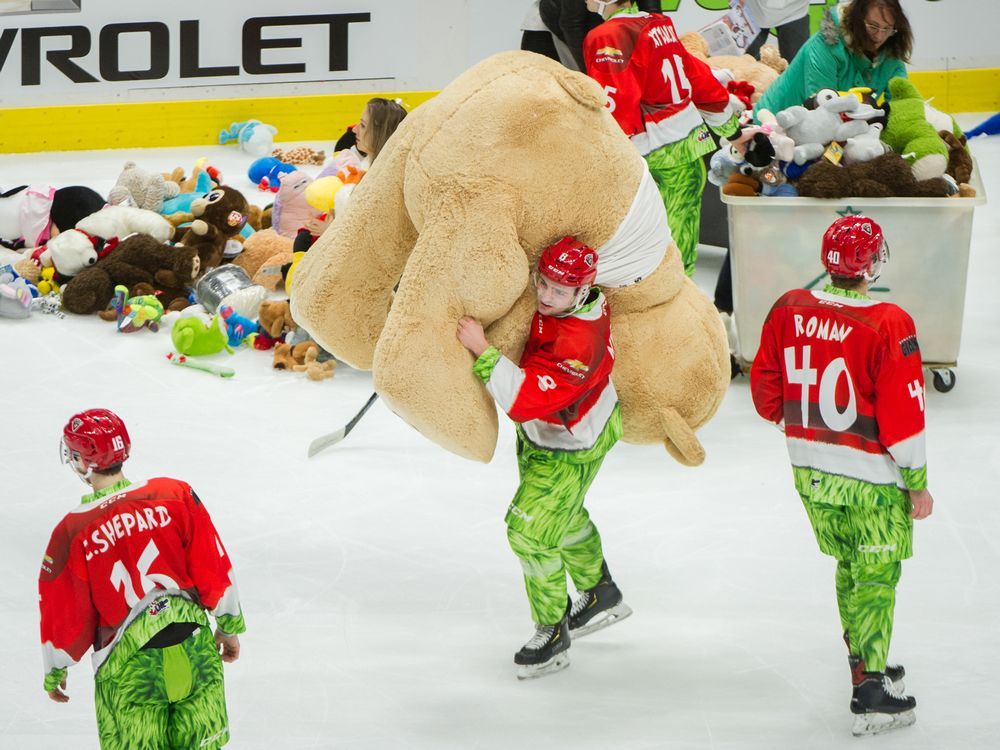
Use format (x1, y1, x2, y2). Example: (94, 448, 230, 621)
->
(233, 229, 295, 290)
(175, 186, 249, 270)
(938, 129, 974, 186)
(272, 341, 315, 370)
(61, 235, 200, 315)
(293, 346, 336, 380)
(292, 51, 730, 465)
(796, 153, 951, 200)
(258, 298, 297, 339)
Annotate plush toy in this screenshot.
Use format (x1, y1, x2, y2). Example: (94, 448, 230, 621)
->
(248, 157, 296, 192)
(293, 346, 336, 381)
(25, 228, 102, 279)
(0, 184, 56, 249)
(880, 78, 949, 181)
(680, 32, 785, 104)
(272, 341, 315, 370)
(0, 264, 34, 318)
(218, 304, 259, 347)
(161, 170, 214, 217)
(271, 171, 318, 238)
(842, 122, 888, 165)
(722, 171, 761, 197)
(104, 284, 165, 332)
(937, 129, 974, 186)
(232, 229, 294, 290)
(796, 153, 950, 199)
(219, 120, 277, 157)
(76, 205, 174, 243)
(174, 186, 250, 270)
(61, 234, 201, 315)
(775, 89, 872, 164)
(171, 314, 233, 355)
(303, 176, 344, 215)
(257, 298, 297, 339)
(272, 147, 326, 165)
(107, 162, 180, 213)
(291, 51, 730, 465)
(965, 112, 1000, 139)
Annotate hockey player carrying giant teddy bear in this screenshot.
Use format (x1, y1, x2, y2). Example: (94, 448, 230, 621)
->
(291, 51, 729, 466)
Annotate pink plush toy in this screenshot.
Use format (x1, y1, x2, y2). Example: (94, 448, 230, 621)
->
(271, 171, 319, 238)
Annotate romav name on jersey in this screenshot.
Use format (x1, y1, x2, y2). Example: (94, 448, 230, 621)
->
(793, 314, 854, 343)
(84, 506, 173, 560)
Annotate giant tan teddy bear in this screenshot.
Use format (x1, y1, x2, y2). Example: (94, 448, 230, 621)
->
(292, 51, 729, 465)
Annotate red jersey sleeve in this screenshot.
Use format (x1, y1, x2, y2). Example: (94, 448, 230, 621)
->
(873, 310, 927, 484)
(39, 522, 98, 675)
(183, 486, 244, 631)
(677, 46, 731, 114)
(750, 302, 786, 425)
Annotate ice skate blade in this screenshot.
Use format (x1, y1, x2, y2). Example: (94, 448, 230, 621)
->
(851, 710, 916, 736)
(516, 653, 570, 680)
(570, 602, 633, 639)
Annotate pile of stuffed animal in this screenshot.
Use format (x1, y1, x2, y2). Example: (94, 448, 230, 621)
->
(709, 76, 976, 200)
(0, 157, 344, 382)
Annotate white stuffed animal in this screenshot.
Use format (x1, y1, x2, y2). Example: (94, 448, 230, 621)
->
(775, 89, 876, 165)
(843, 123, 889, 165)
(29, 229, 98, 278)
(76, 205, 174, 243)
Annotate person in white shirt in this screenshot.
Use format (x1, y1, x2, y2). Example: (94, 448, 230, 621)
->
(740, 0, 812, 61)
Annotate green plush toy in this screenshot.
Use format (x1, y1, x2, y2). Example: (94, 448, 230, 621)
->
(170, 314, 234, 356)
(881, 77, 949, 181)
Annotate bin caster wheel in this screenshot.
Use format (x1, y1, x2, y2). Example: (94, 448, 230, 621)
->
(931, 369, 956, 393)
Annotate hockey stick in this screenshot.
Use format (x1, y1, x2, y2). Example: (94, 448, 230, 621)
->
(307, 392, 379, 458)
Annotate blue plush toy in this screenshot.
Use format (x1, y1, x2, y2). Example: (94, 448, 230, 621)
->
(247, 157, 296, 192)
(161, 170, 214, 216)
(965, 112, 1000, 139)
(220, 120, 278, 157)
(219, 304, 259, 347)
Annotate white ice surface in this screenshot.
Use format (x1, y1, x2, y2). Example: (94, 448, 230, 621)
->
(1, 121, 998, 749)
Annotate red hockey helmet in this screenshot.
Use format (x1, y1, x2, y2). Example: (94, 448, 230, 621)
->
(538, 237, 599, 288)
(821, 215, 889, 281)
(61, 408, 131, 472)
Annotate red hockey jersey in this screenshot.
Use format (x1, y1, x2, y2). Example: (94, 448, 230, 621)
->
(483, 290, 617, 452)
(39, 477, 243, 677)
(583, 11, 735, 155)
(751, 287, 927, 502)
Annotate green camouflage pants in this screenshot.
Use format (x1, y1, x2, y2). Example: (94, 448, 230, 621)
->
(95, 625, 229, 749)
(506, 434, 615, 626)
(801, 496, 913, 673)
(644, 150, 707, 278)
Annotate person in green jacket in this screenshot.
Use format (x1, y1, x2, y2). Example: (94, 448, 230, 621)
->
(755, 0, 913, 118)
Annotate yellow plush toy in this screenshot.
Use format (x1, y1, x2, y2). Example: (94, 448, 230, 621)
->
(292, 51, 730, 465)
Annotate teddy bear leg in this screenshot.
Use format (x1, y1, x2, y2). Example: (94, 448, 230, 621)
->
(372, 207, 532, 463)
(605, 262, 728, 465)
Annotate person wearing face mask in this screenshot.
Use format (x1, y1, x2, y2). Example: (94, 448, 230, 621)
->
(582, 0, 743, 278)
(755, 0, 913, 118)
(457, 237, 632, 680)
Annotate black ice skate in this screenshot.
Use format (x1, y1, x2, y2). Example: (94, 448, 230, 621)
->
(568, 561, 633, 639)
(844, 632, 906, 693)
(514, 614, 570, 680)
(849, 654, 906, 695)
(850, 672, 916, 737)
